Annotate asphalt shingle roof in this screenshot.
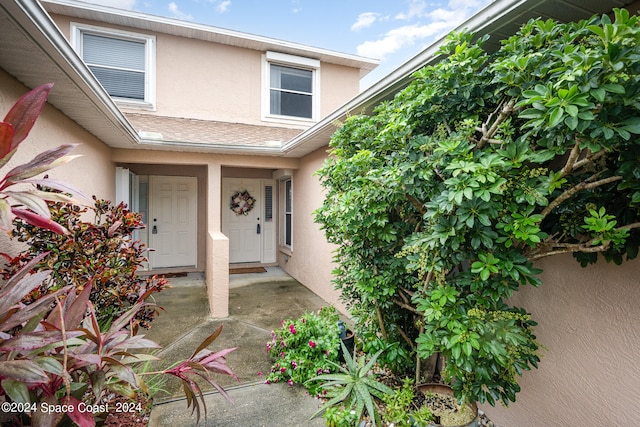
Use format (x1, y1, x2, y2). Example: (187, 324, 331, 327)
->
(125, 113, 304, 148)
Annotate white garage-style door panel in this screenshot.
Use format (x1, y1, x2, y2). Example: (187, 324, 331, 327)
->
(149, 176, 197, 268)
(222, 178, 275, 264)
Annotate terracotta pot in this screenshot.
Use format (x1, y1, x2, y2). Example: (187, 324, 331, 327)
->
(416, 383, 479, 427)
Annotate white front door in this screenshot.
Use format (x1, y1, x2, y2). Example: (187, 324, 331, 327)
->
(149, 175, 197, 268)
(222, 178, 262, 263)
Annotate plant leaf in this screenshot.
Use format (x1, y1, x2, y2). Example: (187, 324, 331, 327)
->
(190, 323, 224, 359)
(0, 122, 15, 158)
(2, 83, 53, 151)
(0, 360, 48, 383)
(4, 144, 78, 183)
(1, 379, 30, 404)
(11, 207, 67, 234)
(0, 266, 50, 315)
(66, 396, 96, 427)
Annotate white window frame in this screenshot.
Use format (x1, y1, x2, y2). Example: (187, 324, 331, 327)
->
(280, 178, 293, 250)
(71, 22, 156, 110)
(262, 51, 320, 124)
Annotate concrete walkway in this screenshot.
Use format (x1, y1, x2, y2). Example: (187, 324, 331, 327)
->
(145, 268, 329, 426)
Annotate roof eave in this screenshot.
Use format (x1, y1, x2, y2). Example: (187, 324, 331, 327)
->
(40, 0, 380, 76)
(138, 139, 286, 156)
(1, 0, 140, 149)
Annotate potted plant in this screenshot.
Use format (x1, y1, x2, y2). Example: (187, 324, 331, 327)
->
(416, 384, 478, 427)
(381, 378, 434, 427)
(338, 320, 355, 362)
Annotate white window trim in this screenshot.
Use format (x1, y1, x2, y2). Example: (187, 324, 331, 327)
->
(71, 22, 156, 110)
(262, 51, 320, 125)
(282, 177, 293, 251)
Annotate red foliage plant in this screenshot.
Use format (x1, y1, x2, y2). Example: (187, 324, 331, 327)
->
(0, 84, 237, 426)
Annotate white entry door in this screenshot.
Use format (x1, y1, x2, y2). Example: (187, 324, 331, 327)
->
(222, 178, 262, 263)
(149, 175, 197, 268)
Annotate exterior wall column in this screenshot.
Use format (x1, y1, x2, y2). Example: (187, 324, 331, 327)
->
(205, 161, 229, 318)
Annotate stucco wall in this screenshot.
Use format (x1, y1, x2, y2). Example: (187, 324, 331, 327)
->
(483, 254, 640, 426)
(278, 146, 347, 314)
(49, 13, 362, 127)
(0, 71, 115, 253)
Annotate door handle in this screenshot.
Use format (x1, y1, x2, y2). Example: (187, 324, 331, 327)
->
(256, 223, 261, 234)
(152, 225, 158, 234)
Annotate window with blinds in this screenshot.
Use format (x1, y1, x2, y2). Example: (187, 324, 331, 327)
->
(73, 24, 155, 107)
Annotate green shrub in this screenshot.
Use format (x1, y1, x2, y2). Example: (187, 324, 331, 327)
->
(265, 306, 340, 396)
(315, 9, 640, 406)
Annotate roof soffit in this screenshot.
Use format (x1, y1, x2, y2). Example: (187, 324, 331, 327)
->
(40, 0, 379, 76)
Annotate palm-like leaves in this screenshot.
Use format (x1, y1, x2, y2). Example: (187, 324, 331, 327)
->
(164, 324, 238, 424)
(0, 83, 85, 234)
(307, 341, 394, 426)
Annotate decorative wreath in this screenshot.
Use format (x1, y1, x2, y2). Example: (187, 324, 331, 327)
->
(230, 190, 256, 216)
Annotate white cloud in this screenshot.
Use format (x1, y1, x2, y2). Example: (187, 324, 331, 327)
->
(357, 0, 490, 60)
(395, 0, 427, 20)
(216, 0, 231, 13)
(81, 0, 136, 9)
(351, 12, 379, 31)
(168, 2, 193, 20)
(356, 22, 451, 59)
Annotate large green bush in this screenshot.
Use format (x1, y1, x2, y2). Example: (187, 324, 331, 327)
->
(316, 9, 640, 406)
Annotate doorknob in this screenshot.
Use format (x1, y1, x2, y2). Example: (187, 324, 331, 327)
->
(256, 223, 261, 234)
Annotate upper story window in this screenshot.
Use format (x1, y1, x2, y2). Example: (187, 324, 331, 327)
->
(263, 51, 319, 123)
(72, 23, 156, 109)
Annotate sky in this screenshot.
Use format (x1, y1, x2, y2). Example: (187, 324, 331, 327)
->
(79, 0, 493, 89)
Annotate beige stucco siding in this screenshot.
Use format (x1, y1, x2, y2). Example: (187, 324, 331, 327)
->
(319, 62, 360, 117)
(0, 70, 115, 253)
(0, 71, 115, 208)
(154, 36, 261, 122)
(49, 13, 362, 129)
(484, 254, 640, 426)
(278, 146, 346, 314)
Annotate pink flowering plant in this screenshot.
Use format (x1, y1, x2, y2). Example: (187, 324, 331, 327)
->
(265, 306, 341, 396)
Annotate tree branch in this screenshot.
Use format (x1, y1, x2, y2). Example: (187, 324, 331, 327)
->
(476, 98, 516, 150)
(530, 222, 640, 260)
(573, 148, 609, 171)
(396, 324, 415, 350)
(406, 193, 427, 215)
(541, 175, 623, 218)
(560, 140, 581, 178)
(372, 264, 388, 340)
(393, 298, 420, 314)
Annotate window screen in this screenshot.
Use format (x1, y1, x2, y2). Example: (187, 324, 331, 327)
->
(82, 33, 146, 100)
(270, 64, 313, 119)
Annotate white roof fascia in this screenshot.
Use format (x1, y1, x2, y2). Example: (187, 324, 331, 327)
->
(137, 139, 285, 156)
(8, 0, 140, 147)
(41, 0, 380, 76)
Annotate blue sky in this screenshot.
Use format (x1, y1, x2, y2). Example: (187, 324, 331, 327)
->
(81, 0, 493, 89)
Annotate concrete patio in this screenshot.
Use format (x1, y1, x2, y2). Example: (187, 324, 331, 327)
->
(144, 267, 332, 426)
